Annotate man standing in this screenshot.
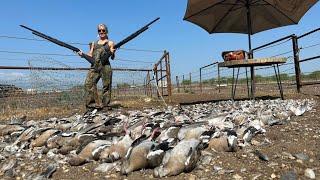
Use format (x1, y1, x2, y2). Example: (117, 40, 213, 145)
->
(78, 24, 116, 110)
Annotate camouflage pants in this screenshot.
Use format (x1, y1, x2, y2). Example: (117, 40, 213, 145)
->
(84, 65, 112, 108)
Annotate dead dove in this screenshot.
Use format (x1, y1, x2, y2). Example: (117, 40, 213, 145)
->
(153, 138, 202, 177)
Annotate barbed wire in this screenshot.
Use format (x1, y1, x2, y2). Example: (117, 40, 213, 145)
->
(201, 70, 218, 77)
(0, 50, 75, 57)
(118, 48, 163, 53)
(0, 50, 156, 64)
(201, 65, 217, 71)
(176, 64, 219, 78)
(115, 58, 154, 64)
(282, 67, 295, 73)
(300, 56, 320, 69)
(0, 35, 163, 53)
(175, 47, 297, 78)
(0, 36, 158, 96)
(253, 38, 292, 53)
(299, 42, 320, 50)
(26, 57, 148, 90)
(269, 50, 293, 58)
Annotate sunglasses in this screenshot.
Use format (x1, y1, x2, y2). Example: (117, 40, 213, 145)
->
(98, 29, 106, 33)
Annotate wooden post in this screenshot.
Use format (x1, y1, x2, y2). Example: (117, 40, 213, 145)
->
(154, 65, 160, 97)
(160, 58, 164, 96)
(165, 51, 172, 101)
(292, 35, 301, 93)
(176, 75, 180, 93)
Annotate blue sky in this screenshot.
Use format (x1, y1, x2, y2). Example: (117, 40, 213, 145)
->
(0, 0, 320, 81)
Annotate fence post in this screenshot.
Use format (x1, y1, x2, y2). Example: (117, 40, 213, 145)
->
(154, 65, 160, 97)
(183, 75, 185, 91)
(146, 71, 149, 96)
(146, 71, 150, 96)
(165, 51, 172, 101)
(200, 68, 202, 93)
(218, 65, 221, 93)
(159, 60, 163, 96)
(149, 71, 152, 97)
(292, 35, 301, 93)
(189, 72, 192, 92)
(176, 76, 180, 93)
(144, 78, 146, 95)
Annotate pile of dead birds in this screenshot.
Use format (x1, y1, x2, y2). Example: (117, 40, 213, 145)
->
(0, 98, 315, 178)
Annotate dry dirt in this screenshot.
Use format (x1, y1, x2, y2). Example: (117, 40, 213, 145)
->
(1, 85, 320, 179)
(52, 96, 320, 179)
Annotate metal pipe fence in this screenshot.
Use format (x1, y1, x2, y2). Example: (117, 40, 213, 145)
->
(173, 27, 320, 98)
(153, 51, 172, 101)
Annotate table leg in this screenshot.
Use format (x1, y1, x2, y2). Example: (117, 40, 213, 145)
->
(245, 67, 250, 98)
(233, 68, 240, 100)
(273, 64, 284, 99)
(231, 68, 235, 100)
(250, 66, 255, 100)
(277, 64, 284, 99)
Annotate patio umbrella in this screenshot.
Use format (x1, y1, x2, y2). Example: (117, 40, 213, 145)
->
(183, 0, 318, 51)
(184, 0, 318, 99)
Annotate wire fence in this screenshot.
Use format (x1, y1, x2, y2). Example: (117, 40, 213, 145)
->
(173, 27, 320, 98)
(0, 59, 160, 113)
(0, 34, 166, 113)
(298, 28, 320, 84)
(1, 27, 320, 113)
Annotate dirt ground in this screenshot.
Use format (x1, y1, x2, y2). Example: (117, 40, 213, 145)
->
(52, 87, 320, 179)
(0, 96, 166, 121)
(1, 85, 320, 179)
(0, 84, 306, 121)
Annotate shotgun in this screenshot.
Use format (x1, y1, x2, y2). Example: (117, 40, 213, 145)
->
(20, 17, 160, 65)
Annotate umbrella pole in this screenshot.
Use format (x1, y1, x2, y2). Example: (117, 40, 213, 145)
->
(246, 0, 255, 99)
